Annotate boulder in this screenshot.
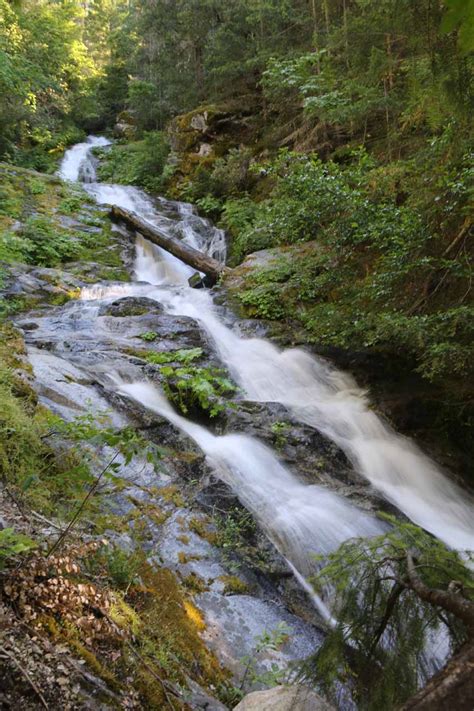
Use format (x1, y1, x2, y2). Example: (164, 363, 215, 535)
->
(114, 110, 138, 139)
(99, 296, 164, 317)
(197, 142, 213, 157)
(234, 685, 335, 711)
(113, 122, 136, 139)
(190, 112, 209, 132)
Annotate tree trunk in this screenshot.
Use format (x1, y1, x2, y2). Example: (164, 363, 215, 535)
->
(110, 205, 228, 285)
(400, 551, 474, 708)
(401, 639, 474, 710)
(406, 551, 474, 635)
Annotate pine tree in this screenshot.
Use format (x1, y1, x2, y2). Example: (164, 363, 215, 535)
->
(300, 515, 474, 710)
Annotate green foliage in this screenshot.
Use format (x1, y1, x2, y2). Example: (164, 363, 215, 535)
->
(195, 195, 222, 218)
(0, 182, 22, 218)
(301, 516, 474, 709)
(216, 507, 257, 552)
(240, 623, 292, 690)
(0, 528, 36, 570)
(0, 232, 29, 264)
(235, 146, 474, 387)
(442, 0, 474, 53)
(239, 284, 287, 320)
(58, 193, 85, 215)
(132, 348, 234, 418)
(0, 0, 93, 163)
(0, 331, 52, 499)
(96, 132, 170, 192)
(221, 197, 259, 263)
(143, 347, 203, 366)
(17, 217, 83, 267)
(158, 364, 237, 418)
(98, 546, 141, 590)
(52, 412, 163, 470)
(211, 148, 254, 197)
(0, 166, 119, 275)
(137, 331, 158, 342)
(28, 179, 46, 196)
(271, 420, 289, 450)
(127, 80, 163, 131)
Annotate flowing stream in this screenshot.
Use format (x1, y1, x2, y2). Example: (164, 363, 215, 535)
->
(55, 137, 474, 609)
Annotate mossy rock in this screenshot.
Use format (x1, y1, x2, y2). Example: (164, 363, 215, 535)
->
(99, 297, 164, 318)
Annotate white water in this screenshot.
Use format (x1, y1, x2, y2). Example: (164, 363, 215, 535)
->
(58, 135, 110, 182)
(145, 286, 474, 551)
(61, 137, 474, 565)
(116, 381, 383, 579)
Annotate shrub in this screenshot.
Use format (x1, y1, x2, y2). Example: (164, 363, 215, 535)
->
(96, 132, 170, 192)
(19, 217, 82, 266)
(160, 365, 237, 418)
(210, 147, 254, 197)
(233, 149, 474, 386)
(0, 528, 36, 570)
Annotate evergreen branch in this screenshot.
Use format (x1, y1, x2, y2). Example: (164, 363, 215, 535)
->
(366, 582, 404, 661)
(405, 550, 474, 637)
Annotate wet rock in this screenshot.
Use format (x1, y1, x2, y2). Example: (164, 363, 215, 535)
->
(223, 401, 366, 493)
(184, 676, 228, 711)
(234, 685, 335, 711)
(1, 264, 83, 300)
(189, 271, 215, 289)
(190, 112, 209, 132)
(26, 348, 128, 426)
(99, 296, 164, 317)
(197, 592, 322, 686)
(113, 111, 137, 139)
(114, 121, 137, 139)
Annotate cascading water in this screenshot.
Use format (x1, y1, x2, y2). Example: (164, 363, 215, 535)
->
(60, 137, 474, 607)
(143, 286, 474, 551)
(115, 382, 383, 578)
(58, 135, 110, 182)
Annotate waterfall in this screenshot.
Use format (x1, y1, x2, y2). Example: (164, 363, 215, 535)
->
(58, 137, 474, 556)
(56, 136, 474, 664)
(116, 380, 384, 580)
(58, 135, 110, 182)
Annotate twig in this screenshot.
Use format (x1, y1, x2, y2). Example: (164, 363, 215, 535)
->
(0, 644, 50, 709)
(367, 582, 404, 660)
(408, 219, 472, 315)
(30, 510, 65, 532)
(442, 219, 471, 259)
(121, 637, 179, 710)
(46, 452, 120, 558)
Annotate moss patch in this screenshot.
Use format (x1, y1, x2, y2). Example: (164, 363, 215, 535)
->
(218, 575, 251, 595)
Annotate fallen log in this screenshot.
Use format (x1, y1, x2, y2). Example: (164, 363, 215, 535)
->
(110, 204, 227, 285)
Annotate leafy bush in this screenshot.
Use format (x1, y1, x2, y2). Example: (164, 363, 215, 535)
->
(0, 232, 30, 263)
(0, 185, 22, 218)
(302, 516, 474, 709)
(96, 132, 170, 192)
(0, 528, 36, 570)
(195, 195, 222, 218)
(233, 149, 474, 386)
(19, 217, 82, 266)
(58, 191, 86, 214)
(143, 347, 203, 366)
(160, 365, 237, 417)
(138, 331, 158, 342)
(210, 147, 254, 197)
